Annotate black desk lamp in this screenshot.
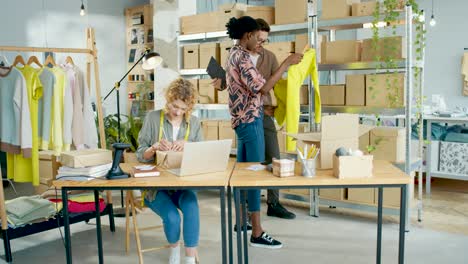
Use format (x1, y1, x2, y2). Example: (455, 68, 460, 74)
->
(103, 49, 163, 180)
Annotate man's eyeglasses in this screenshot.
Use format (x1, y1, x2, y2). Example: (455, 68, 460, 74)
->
(258, 39, 270, 45)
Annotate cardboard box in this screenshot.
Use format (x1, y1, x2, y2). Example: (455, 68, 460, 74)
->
(220, 41, 233, 68)
(180, 12, 221, 35)
(348, 188, 375, 204)
(199, 42, 220, 70)
(60, 149, 112, 168)
(351, 2, 377, 17)
(264, 41, 295, 65)
(202, 120, 219, 141)
(277, 128, 286, 153)
(217, 89, 229, 104)
(365, 73, 404, 107)
(218, 120, 236, 148)
(370, 126, 406, 163)
(300, 85, 309, 105)
(198, 79, 216, 104)
(361, 36, 406, 62)
(275, 0, 307, 25)
(319, 188, 345, 201)
(345, 74, 366, 106)
(320, 85, 345, 106)
(322, 0, 355, 20)
(219, 3, 275, 25)
(183, 44, 199, 69)
(288, 114, 373, 169)
(333, 154, 373, 179)
(156, 151, 183, 169)
(295, 34, 327, 62)
(34, 183, 52, 195)
(39, 151, 61, 185)
(383, 188, 400, 207)
(321, 40, 361, 64)
(359, 131, 370, 153)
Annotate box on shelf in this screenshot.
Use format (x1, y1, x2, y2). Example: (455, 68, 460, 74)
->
(383, 188, 401, 207)
(199, 42, 220, 70)
(220, 41, 234, 68)
(202, 120, 219, 141)
(365, 73, 404, 107)
(361, 36, 406, 62)
(345, 74, 366, 106)
(288, 114, 373, 169)
(369, 126, 405, 163)
(187, 79, 198, 91)
(351, 2, 377, 17)
(198, 79, 216, 104)
(183, 44, 199, 69)
(322, 0, 360, 20)
(39, 151, 61, 185)
(60, 149, 112, 168)
(217, 89, 229, 104)
(320, 85, 346, 106)
(333, 154, 373, 179)
(277, 127, 286, 153)
(219, 3, 275, 25)
(264, 41, 295, 65)
(295, 34, 326, 62)
(34, 184, 52, 195)
(439, 141, 468, 175)
(218, 120, 236, 148)
(359, 131, 370, 153)
(180, 12, 221, 35)
(275, 0, 307, 25)
(321, 40, 361, 64)
(348, 188, 375, 204)
(319, 188, 345, 201)
(300, 85, 309, 105)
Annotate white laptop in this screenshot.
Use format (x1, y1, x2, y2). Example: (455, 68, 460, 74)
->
(168, 139, 232, 176)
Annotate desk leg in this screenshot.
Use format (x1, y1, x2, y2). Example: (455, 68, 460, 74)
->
(312, 189, 319, 217)
(399, 185, 407, 264)
(227, 187, 233, 264)
(376, 187, 383, 264)
(108, 203, 115, 233)
(94, 190, 104, 264)
(62, 188, 72, 264)
(220, 187, 227, 264)
(234, 188, 243, 264)
(426, 121, 432, 196)
(2, 229, 12, 262)
(241, 191, 249, 264)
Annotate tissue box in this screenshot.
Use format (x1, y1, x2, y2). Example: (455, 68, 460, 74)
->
(272, 159, 295, 177)
(156, 151, 183, 169)
(60, 149, 112, 168)
(333, 154, 373, 179)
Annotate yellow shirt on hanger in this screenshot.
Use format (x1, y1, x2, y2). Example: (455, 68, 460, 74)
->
(47, 67, 67, 154)
(274, 49, 321, 152)
(8, 65, 43, 185)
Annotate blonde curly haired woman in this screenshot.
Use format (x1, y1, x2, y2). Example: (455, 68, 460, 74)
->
(136, 78, 203, 264)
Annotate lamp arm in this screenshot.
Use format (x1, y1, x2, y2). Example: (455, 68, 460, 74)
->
(103, 49, 150, 101)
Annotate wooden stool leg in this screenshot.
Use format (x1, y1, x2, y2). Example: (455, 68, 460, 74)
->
(130, 192, 144, 264)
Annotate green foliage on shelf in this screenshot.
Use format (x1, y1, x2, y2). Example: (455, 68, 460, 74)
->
(99, 114, 143, 152)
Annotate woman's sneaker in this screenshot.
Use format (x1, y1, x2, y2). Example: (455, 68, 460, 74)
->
(250, 232, 282, 249)
(233, 221, 253, 233)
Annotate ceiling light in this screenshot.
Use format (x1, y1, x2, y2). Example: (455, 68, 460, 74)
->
(80, 1, 85, 16)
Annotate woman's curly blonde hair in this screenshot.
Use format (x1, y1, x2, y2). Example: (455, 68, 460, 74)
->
(164, 78, 198, 121)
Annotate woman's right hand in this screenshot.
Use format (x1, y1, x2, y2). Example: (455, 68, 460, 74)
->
(158, 139, 172, 151)
(284, 53, 303, 66)
(211, 78, 222, 90)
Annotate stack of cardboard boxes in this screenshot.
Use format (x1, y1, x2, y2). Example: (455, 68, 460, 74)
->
(201, 120, 236, 149)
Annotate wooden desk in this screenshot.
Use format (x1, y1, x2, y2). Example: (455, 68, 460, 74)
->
(53, 161, 235, 264)
(229, 161, 411, 264)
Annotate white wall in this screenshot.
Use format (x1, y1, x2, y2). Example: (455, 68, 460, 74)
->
(0, 0, 148, 115)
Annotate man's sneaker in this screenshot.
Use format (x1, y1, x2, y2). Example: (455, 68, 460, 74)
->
(234, 222, 252, 233)
(250, 232, 283, 249)
(267, 202, 296, 219)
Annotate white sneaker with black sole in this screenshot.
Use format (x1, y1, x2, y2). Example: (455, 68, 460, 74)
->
(249, 232, 283, 249)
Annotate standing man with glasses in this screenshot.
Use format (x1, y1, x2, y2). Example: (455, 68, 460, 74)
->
(213, 18, 296, 220)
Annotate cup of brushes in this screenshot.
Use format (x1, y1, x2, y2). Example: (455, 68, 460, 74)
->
(297, 144, 320, 177)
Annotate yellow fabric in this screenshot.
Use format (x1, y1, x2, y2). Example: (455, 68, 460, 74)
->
(8, 66, 43, 185)
(274, 49, 321, 152)
(47, 68, 66, 155)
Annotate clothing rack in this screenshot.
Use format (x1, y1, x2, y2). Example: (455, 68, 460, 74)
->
(0, 28, 115, 263)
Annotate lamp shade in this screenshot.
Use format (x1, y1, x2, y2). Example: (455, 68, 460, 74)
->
(142, 51, 163, 70)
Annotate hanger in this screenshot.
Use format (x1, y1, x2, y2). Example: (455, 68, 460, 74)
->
(0, 54, 9, 67)
(44, 54, 56, 68)
(12, 54, 26, 67)
(65, 55, 75, 65)
(27, 55, 43, 68)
